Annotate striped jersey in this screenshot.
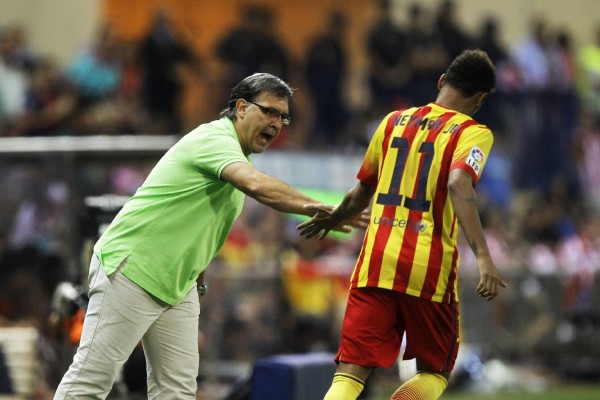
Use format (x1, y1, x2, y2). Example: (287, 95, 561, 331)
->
(353, 103, 494, 303)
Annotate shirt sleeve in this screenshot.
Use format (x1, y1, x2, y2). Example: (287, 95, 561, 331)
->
(189, 128, 249, 178)
(357, 112, 395, 185)
(449, 125, 494, 185)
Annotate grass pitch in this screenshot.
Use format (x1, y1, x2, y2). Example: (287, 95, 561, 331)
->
(369, 383, 600, 400)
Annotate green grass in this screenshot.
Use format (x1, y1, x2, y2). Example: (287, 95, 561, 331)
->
(368, 384, 600, 400)
(441, 385, 600, 400)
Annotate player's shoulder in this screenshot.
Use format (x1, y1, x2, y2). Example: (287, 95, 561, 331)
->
(466, 121, 493, 136)
(458, 122, 494, 148)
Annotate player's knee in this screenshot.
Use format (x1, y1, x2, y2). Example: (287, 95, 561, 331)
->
(390, 371, 448, 400)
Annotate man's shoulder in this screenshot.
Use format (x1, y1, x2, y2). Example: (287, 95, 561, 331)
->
(192, 117, 234, 133)
(182, 118, 237, 142)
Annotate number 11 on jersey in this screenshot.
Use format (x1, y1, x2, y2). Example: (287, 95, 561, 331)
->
(376, 137, 434, 212)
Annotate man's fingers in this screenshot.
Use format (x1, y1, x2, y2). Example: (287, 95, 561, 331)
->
(297, 221, 309, 230)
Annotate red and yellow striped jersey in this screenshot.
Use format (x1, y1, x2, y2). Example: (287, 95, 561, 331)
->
(353, 103, 493, 303)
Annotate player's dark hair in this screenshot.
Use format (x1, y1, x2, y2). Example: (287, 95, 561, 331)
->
(444, 49, 496, 97)
(220, 73, 294, 120)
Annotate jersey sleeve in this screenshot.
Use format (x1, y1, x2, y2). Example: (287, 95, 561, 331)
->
(357, 112, 394, 185)
(449, 125, 493, 185)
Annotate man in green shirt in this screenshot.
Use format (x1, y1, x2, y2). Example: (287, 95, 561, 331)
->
(54, 73, 364, 399)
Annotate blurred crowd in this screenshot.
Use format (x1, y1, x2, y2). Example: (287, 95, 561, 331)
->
(1, 0, 600, 396)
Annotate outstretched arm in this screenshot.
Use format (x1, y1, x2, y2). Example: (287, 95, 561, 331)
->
(448, 169, 507, 300)
(222, 161, 318, 216)
(298, 181, 375, 239)
(221, 162, 369, 230)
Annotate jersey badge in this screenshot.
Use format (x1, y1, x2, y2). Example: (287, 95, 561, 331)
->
(466, 146, 485, 175)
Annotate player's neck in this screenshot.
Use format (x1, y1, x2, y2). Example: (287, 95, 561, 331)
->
(435, 89, 475, 116)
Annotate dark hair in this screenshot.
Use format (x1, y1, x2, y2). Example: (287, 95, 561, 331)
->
(444, 49, 496, 97)
(220, 73, 294, 120)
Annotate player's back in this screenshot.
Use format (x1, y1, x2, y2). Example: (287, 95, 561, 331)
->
(352, 103, 493, 303)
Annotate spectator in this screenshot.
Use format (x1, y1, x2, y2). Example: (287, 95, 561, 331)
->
(573, 110, 600, 213)
(474, 17, 509, 133)
(556, 214, 600, 329)
(114, 39, 149, 134)
(509, 18, 562, 191)
(65, 23, 122, 105)
(65, 23, 145, 135)
(0, 25, 31, 136)
(0, 23, 37, 72)
(404, 2, 448, 107)
(304, 11, 348, 149)
(13, 57, 78, 136)
(140, 9, 201, 135)
(7, 180, 69, 257)
(548, 30, 580, 178)
(476, 17, 508, 65)
(215, 5, 290, 99)
(364, 0, 408, 111)
(521, 194, 566, 276)
(63, 23, 121, 134)
(434, 0, 473, 59)
(510, 18, 553, 90)
(551, 30, 577, 92)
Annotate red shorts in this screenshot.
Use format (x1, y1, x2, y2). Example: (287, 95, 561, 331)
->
(335, 287, 460, 372)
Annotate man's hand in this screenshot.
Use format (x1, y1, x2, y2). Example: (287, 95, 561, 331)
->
(475, 257, 508, 301)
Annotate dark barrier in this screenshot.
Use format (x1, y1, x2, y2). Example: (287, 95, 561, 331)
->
(251, 353, 337, 400)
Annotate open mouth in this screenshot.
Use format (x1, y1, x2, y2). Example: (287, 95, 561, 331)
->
(258, 131, 274, 144)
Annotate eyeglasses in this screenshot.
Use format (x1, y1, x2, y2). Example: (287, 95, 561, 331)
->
(246, 100, 291, 125)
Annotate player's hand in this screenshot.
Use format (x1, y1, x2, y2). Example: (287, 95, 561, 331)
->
(297, 204, 370, 240)
(329, 209, 370, 234)
(297, 204, 340, 240)
(343, 209, 370, 230)
(475, 257, 508, 301)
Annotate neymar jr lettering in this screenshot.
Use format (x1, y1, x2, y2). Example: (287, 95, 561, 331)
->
(390, 113, 462, 135)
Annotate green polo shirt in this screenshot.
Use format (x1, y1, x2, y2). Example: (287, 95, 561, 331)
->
(94, 118, 248, 305)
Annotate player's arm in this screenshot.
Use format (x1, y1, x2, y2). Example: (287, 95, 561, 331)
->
(448, 169, 507, 300)
(298, 181, 375, 240)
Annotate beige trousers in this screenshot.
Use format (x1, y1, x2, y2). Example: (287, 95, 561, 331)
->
(54, 255, 200, 399)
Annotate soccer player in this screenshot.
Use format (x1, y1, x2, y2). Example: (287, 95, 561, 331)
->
(298, 49, 508, 400)
(53, 72, 366, 399)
